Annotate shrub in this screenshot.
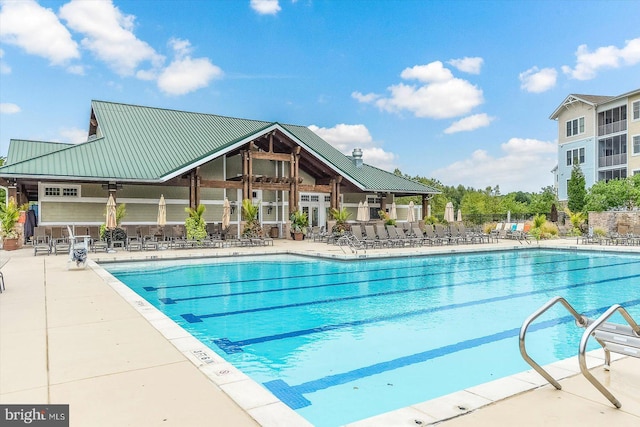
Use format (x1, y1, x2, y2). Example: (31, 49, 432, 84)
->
(185, 204, 207, 241)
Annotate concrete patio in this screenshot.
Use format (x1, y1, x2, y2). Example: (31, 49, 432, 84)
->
(1, 238, 639, 426)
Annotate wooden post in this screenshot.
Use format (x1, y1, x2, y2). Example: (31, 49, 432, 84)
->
(289, 152, 296, 215)
(422, 195, 429, 220)
(189, 171, 196, 210)
(195, 167, 201, 208)
(242, 151, 249, 202)
(247, 151, 253, 202)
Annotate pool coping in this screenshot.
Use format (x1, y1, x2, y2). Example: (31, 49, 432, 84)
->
(90, 243, 638, 426)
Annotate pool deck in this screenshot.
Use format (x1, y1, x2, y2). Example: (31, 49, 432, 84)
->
(1, 237, 639, 426)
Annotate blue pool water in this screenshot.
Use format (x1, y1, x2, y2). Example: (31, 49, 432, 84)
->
(104, 249, 640, 426)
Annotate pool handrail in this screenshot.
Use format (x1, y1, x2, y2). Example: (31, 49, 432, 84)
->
(578, 304, 640, 408)
(519, 296, 587, 390)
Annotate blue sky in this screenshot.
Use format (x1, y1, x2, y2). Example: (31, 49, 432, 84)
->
(1, 0, 639, 193)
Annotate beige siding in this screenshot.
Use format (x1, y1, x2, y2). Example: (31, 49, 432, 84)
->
(556, 102, 596, 146)
(41, 201, 105, 223)
(199, 157, 224, 180)
(226, 154, 243, 179)
(299, 169, 315, 185)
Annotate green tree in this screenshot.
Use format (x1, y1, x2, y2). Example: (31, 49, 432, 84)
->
(567, 163, 586, 212)
(529, 186, 557, 214)
(584, 176, 640, 212)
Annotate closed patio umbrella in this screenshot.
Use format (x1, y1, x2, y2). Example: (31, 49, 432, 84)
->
(390, 202, 397, 220)
(106, 194, 117, 252)
(406, 201, 415, 223)
(356, 201, 365, 221)
(444, 202, 455, 222)
(222, 198, 231, 230)
(157, 195, 167, 228)
(363, 200, 370, 222)
(457, 209, 462, 222)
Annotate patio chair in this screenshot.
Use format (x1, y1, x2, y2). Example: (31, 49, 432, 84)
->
(89, 226, 109, 252)
(411, 226, 430, 246)
(33, 234, 51, 256)
(52, 235, 71, 255)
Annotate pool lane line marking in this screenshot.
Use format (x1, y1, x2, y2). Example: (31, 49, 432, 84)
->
(262, 297, 640, 410)
(161, 255, 618, 304)
(179, 260, 639, 322)
(140, 252, 580, 292)
(212, 272, 640, 353)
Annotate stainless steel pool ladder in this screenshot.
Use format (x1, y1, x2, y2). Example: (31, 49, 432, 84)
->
(519, 296, 640, 408)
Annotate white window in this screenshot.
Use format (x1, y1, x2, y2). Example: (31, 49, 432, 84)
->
(633, 100, 640, 121)
(42, 184, 81, 198)
(566, 147, 585, 165)
(44, 187, 61, 196)
(566, 117, 585, 137)
(633, 135, 640, 155)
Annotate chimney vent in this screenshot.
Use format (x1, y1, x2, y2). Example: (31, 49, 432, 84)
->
(352, 148, 363, 168)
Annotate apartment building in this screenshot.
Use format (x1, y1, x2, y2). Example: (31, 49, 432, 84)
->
(550, 88, 640, 201)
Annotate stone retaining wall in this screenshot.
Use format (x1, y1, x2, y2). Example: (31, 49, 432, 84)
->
(588, 211, 640, 234)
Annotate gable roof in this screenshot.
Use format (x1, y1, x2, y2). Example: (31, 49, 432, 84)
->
(0, 100, 438, 195)
(549, 93, 614, 120)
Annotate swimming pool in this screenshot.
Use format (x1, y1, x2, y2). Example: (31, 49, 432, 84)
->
(105, 249, 640, 426)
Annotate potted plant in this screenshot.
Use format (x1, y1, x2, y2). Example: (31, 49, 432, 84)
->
(290, 210, 309, 240)
(329, 207, 351, 235)
(0, 199, 21, 250)
(185, 204, 207, 242)
(241, 199, 263, 238)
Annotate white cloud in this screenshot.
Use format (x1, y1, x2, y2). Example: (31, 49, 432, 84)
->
(66, 64, 84, 75)
(0, 103, 21, 114)
(0, 0, 79, 65)
(431, 138, 557, 193)
(561, 37, 640, 80)
(400, 61, 453, 82)
(59, 127, 88, 143)
(157, 39, 223, 95)
(448, 57, 484, 74)
(444, 113, 495, 134)
(250, 0, 281, 15)
(0, 48, 10, 74)
(351, 91, 379, 103)
(519, 66, 557, 93)
(59, 0, 163, 76)
(308, 124, 397, 170)
(354, 60, 484, 119)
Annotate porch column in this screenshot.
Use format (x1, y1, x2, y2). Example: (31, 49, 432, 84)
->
(7, 180, 17, 204)
(289, 152, 296, 215)
(329, 178, 336, 210)
(242, 151, 250, 202)
(422, 195, 429, 220)
(380, 194, 387, 214)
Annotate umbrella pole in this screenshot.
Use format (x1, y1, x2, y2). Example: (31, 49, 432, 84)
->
(107, 228, 116, 253)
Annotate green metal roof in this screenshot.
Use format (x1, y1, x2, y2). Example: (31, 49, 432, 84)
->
(6, 140, 74, 164)
(0, 100, 438, 194)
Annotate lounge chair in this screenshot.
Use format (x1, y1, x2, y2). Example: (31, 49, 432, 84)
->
(411, 226, 430, 246)
(434, 224, 457, 244)
(423, 225, 444, 245)
(352, 226, 377, 249)
(364, 225, 386, 248)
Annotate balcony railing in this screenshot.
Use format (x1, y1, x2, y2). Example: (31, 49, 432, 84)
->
(598, 153, 627, 167)
(598, 119, 627, 136)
